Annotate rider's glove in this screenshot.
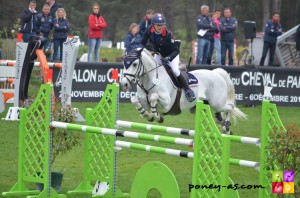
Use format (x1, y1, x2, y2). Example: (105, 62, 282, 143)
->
(161, 56, 171, 65)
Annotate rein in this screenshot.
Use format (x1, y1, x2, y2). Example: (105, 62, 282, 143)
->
(123, 52, 162, 95)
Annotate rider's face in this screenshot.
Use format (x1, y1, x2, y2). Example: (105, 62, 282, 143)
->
(154, 24, 164, 33)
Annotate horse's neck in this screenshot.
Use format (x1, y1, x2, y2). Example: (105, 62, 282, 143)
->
(141, 51, 176, 91)
(141, 51, 158, 77)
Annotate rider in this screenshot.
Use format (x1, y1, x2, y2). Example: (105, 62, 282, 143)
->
(140, 13, 196, 102)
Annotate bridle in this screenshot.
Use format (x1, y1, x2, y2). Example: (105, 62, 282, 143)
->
(123, 50, 162, 94)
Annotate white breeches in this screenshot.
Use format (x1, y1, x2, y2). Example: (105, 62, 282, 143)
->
(154, 54, 180, 77)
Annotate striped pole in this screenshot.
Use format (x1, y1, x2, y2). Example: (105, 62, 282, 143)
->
(117, 120, 260, 146)
(51, 121, 194, 146)
(51, 121, 259, 169)
(0, 78, 14, 83)
(0, 60, 62, 69)
(221, 134, 260, 145)
(229, 158, 260, 169)
(115, 140, 194, 158)
(117, 120, 195, 136)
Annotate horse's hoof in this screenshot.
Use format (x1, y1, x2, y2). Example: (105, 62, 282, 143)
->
(157, 116, 164, 123)
(148, 117, 155, 122)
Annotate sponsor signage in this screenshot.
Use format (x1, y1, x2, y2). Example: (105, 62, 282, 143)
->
(53, 63, 300, 106)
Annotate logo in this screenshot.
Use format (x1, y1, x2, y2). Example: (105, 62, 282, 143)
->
(272, 170, 294, 194)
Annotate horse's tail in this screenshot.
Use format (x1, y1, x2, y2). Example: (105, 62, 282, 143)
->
(213, 68, 247, 121)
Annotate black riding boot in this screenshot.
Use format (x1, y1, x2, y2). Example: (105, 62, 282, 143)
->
(177, 73, 196, 102)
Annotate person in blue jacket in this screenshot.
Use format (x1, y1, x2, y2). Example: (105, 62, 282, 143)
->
(46, 0, 63, 19)
(53, 8, 69, 62)
(124, 23, 142, 54)
(21, 0, 38, 42)
(260, 12, 282, 66)
(141, 13, 196, 102)
(195, 5, 218, 64)
(219, 7, 237, 66)
(139, 9, 154, 36)
(36, 3, 53, 51)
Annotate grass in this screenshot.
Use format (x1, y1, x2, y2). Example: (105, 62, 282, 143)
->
(1, 82, 300, 198)
(1, 100, 300, 198)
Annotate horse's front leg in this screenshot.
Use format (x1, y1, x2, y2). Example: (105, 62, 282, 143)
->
(131, 96, 154, 122)
(149, 93, 164, 123)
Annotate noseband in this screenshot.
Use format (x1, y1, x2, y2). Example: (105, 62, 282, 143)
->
(123, 50, 162, 94)
(123, 53, 144, 83)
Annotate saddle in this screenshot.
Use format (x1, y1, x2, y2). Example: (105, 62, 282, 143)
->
(162, 62, 198, 115)
(163, 62, 198, 87)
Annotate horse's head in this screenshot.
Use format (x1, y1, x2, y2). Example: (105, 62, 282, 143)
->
(120, 48, 144, 91)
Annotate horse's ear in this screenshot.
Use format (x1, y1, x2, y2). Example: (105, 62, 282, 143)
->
(136, 47, 144, 55)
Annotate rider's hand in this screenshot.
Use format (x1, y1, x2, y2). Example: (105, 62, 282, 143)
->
(161, 57, 170, 65)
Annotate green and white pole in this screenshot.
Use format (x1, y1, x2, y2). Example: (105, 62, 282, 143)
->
(115, 140, 194, 158)
(117, 120, 260, 146)
(51, 121, 259, 168)
(117, 120, 195, 136)
(51, 121, 194, 146)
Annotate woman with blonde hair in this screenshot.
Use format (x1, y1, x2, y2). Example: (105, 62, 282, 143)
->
(53, 8, 69, 62)
(88, 3, 107, 62)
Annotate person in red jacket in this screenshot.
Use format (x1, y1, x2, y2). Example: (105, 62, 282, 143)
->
(88, 3, 107, 62)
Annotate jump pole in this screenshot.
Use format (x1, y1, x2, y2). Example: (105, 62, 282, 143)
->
(2, 82, 287, 198)
(117, 120, 261, 146)
(0, 60, 62, 69)
(50, 121, 259, 168)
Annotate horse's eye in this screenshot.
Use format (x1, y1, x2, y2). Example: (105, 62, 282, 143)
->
(133, 63, 137, 67)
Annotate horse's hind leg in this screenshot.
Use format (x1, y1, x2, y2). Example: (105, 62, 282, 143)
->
(215, 112, 223, 125)
(131, 96, 154, 122)
(223, 112, 233, 135)
(217, 104, 234, 135)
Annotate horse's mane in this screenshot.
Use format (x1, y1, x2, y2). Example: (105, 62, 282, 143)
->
(143, 48, 153, 56)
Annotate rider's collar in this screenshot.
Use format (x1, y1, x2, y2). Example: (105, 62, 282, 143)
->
(150, 26, 167, 37)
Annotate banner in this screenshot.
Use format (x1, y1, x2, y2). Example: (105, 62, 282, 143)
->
(53, 63, 300, 106)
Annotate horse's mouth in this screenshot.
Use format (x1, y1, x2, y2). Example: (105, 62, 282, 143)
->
(120, 81, 132, 91)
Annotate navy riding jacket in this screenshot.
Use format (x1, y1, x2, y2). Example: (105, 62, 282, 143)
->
(36, 13, 53, 36)
(141, 26, 179, 61)
(196, 15, 218, 40)
(219, 17, 237, 42)
(21, 8, 38, 33)
(49, 2, 63, 19)
(124, 32, 143, 53)
(53, 18, 69, 39)
(263, 19, 282, 44)
(139, 16, 151, 36)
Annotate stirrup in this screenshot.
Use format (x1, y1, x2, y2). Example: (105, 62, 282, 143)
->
(185, 89, 196, 102)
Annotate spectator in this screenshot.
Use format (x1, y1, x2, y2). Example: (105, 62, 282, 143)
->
(87, 3, 107, 62)
(220, 7, 237, 66)
(260, 12, 282, 66)
(139, 9, 154, 36)
(296, 25, 300, 67)
(53, 8, 69, 62)
(195, 5, 218, 64)
(207, 9, 221, 65)
(21, 0, 38, 43)
(36, 3, 53, 51)
(141, 13, 196, 102)
(46, 0, 63, 19)
(124, 23, 142, 54)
